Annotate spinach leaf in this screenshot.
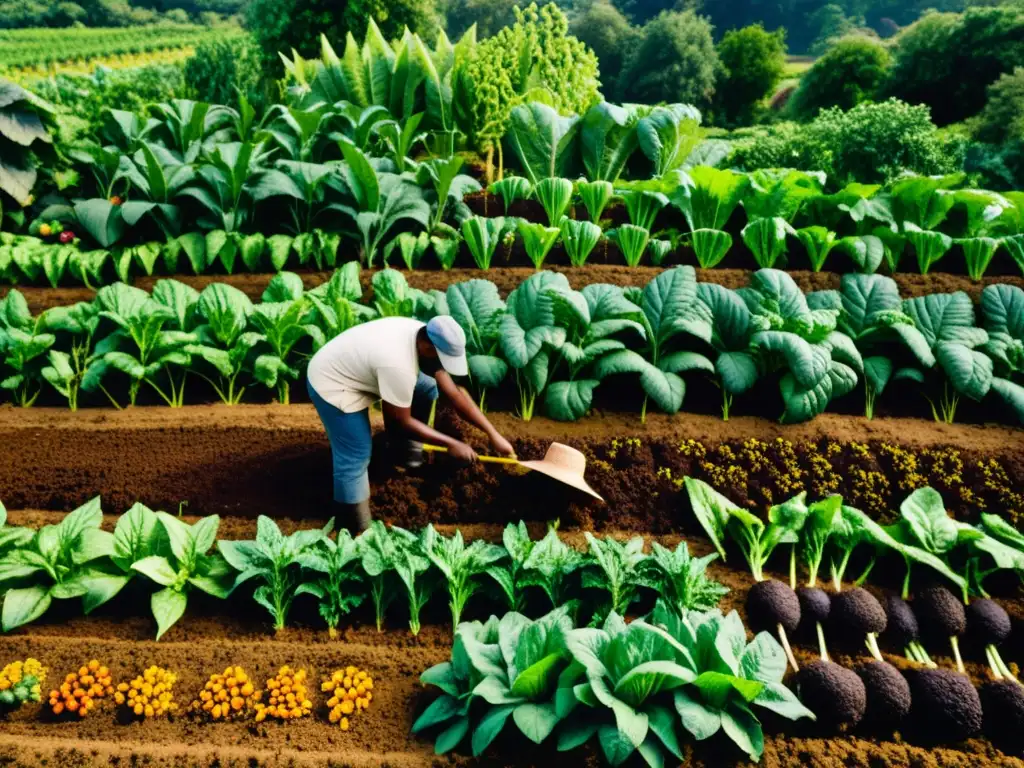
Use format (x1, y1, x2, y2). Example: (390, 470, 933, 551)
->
(423, 525, 506, 629)
(295, 529, 365, 636)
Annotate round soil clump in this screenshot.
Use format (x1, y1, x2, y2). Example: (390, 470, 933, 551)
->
(883, 595, 920, 649)
(857, 660, 912, 728)
(967, 598, 1012, 647)
(746, 579, 801, 634)
(980, 679, 1024, 753)
(916, 585, 967, 640)
(797, 587, 831, 632)
(831, 587, 887, 637)
(906, 668, 982, 743)
(796, 660, 867, 731)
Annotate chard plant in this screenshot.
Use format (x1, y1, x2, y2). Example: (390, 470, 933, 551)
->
(442, 279, 507, 410)
(517, 220, 560, 270)
(533, 177, 574, 226)
(417, 607, 576, 756)
(742, 217, 796, 269)
(609, 224, 650, 268)
(797, 226, 838, 272)
(461, 216, 505, 270)
(358, 521, 434, 635)
(486, 522, 535, 612)
(690, 228, 733, 269)
(489, 176, 532, 213)
(623, 190, 667, 231)
(694, 282, 756, 420)
(577, 180, 613, 224)
(131, 512, 236, 640)
(217, 515, 331, 631)
(296, 529, 365, 637)
(582, 534, 652, 619)
(594, 267, 713, 422)
(660, 603, 815, 762)
(672, 166, 750, 233)
(559, 218, 602, 267)
(559, 610, 696, 765)
(807, 274, 931, 419)
(799, 495, 843, 588)
(0, 497, 109, 631)
(0, 289, 56, 407)
(422, 525, 506, 629)
(385, 231, 430, 270)
(638, 540, 729, 615)
(904, 223, 953, 274)
(522, 526, 587, 610)
(541, 281, 646, 421)
(74, 502, 163, 614)
(40, 301, 100, 411)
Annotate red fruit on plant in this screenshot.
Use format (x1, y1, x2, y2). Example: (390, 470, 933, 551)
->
(59, 231, 75, 244)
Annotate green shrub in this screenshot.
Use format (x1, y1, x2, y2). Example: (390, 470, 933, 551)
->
(245, 0, 440, 74)
(183, 35, 267, 112)
(620, 9, 720, 108)
(713, 23, 786, 127)
(975, 66, 1024, 143)
(885, 6, 1024, 126)
(789, 36, 889, 120)
(730, 99, 963, 185)
(569, 0, 640, 100)
(459, 3, 599, 169)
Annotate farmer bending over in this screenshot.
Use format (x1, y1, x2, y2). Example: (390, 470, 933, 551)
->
(306, 315, 516, 532)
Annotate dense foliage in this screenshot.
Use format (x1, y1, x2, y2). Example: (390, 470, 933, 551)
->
(0, 0, 244, 28)
(788, 36, 890, 120)
(182, 34, 267, 112)
(713, 24, 787, 127)
(1, 266, 1021, 426)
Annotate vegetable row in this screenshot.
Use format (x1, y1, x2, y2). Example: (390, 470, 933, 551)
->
(2, 264, 1023, 425)
(1, 656, 374, 731)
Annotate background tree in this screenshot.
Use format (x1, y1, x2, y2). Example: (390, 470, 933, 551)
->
(975, 66, 1024, 144)
(569, 0, 640, 100)
(245, 0, 441, 75)
(620, 9, 719, 108)
(884, 5, 1024, 125)
(444, 0, 517, 38)
(183, 34, 269, 112)
(788, 35, 889, 120)
(712, 23, 786, 126)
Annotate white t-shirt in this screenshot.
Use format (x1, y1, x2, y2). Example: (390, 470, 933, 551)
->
(307, 317, 425, 413)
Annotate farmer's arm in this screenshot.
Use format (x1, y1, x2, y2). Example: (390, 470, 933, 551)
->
(434, 370, 516, 457)
(380, 400, 478, 462)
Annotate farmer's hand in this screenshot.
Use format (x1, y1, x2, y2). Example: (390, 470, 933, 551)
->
(489, 433, 516, 458)
(449, 441, 478, 463)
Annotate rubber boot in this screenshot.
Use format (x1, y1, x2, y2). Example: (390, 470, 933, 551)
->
(335, 500, 372, 534)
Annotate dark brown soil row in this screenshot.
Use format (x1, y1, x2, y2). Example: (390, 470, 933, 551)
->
(7, 264, 1021, 315)
(0, 520, 1021, 768)
(0, 404, 1020, 529)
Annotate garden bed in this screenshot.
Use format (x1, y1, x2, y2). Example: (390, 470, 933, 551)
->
(0, 517, 1021, 768)
(6, 265, 1022, 315)
(0, 404, 1020, 531)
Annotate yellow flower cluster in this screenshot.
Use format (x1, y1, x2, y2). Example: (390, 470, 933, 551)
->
(189, 666, 260, 720)
(49, 660, 113, 717)
(607, 437, 642, 460)
(254, 666, 312, 722)
(0, 658, 46, 691)
(322, 666, 374, 731)
(115, 665, 178, 717)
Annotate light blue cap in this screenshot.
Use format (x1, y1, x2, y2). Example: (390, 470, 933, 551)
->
(426, 316, 468, 376)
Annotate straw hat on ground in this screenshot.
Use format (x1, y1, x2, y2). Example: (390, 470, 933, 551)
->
(519, 443, 604, 502)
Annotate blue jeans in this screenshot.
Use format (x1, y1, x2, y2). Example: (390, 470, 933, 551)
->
(307, 374, 438, 503)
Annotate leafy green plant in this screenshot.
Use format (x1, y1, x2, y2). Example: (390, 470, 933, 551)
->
(959, 237, 1001, 282)
(623, 190, 667, 231)
(441, 280, 508, 410)
(691, 228, 732, 269)
(534, 178, 574, 226)
(581, 102, 642, 182)
(296, 529, 365, 637)
(610, 224, 650, 268)
(904, 223, 953, 274)
(462, 216, 506, 270)
(796, 227, 837, 272)
(218, 516, 330, 631)
(742, 217, 795, 269)
(507, 102, 580, 185)
(0, 497, 108, 631)
(636, 102, 703, 176)
(577, 180, 613, 224)
(522, 527, 587, 610)
(648, 239, 673, 266)
(694, 282, 756, 420)
(358, 521, 434, 635)
(486, 522, 535, 612)
(386, 231, 431, 270)
(672, 166, 751, 232)
(423, 525, 506, 629)
(518, 220, 560, 270)
(581, 534, 651, 618)
(798, 496, 843, 588)
(0, 502, 32, 556)
(0, 289, 55, 407)
(39, 300, 100, 411)
(559, 218, 602, 267)
(131, 512, 235, 640)
(249, 274, 322, 404)
(638, 541, 729, 615)
(979, 284, 1024, 423)
(489, 176, 533, 213)
(418, 156, 481, 232)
